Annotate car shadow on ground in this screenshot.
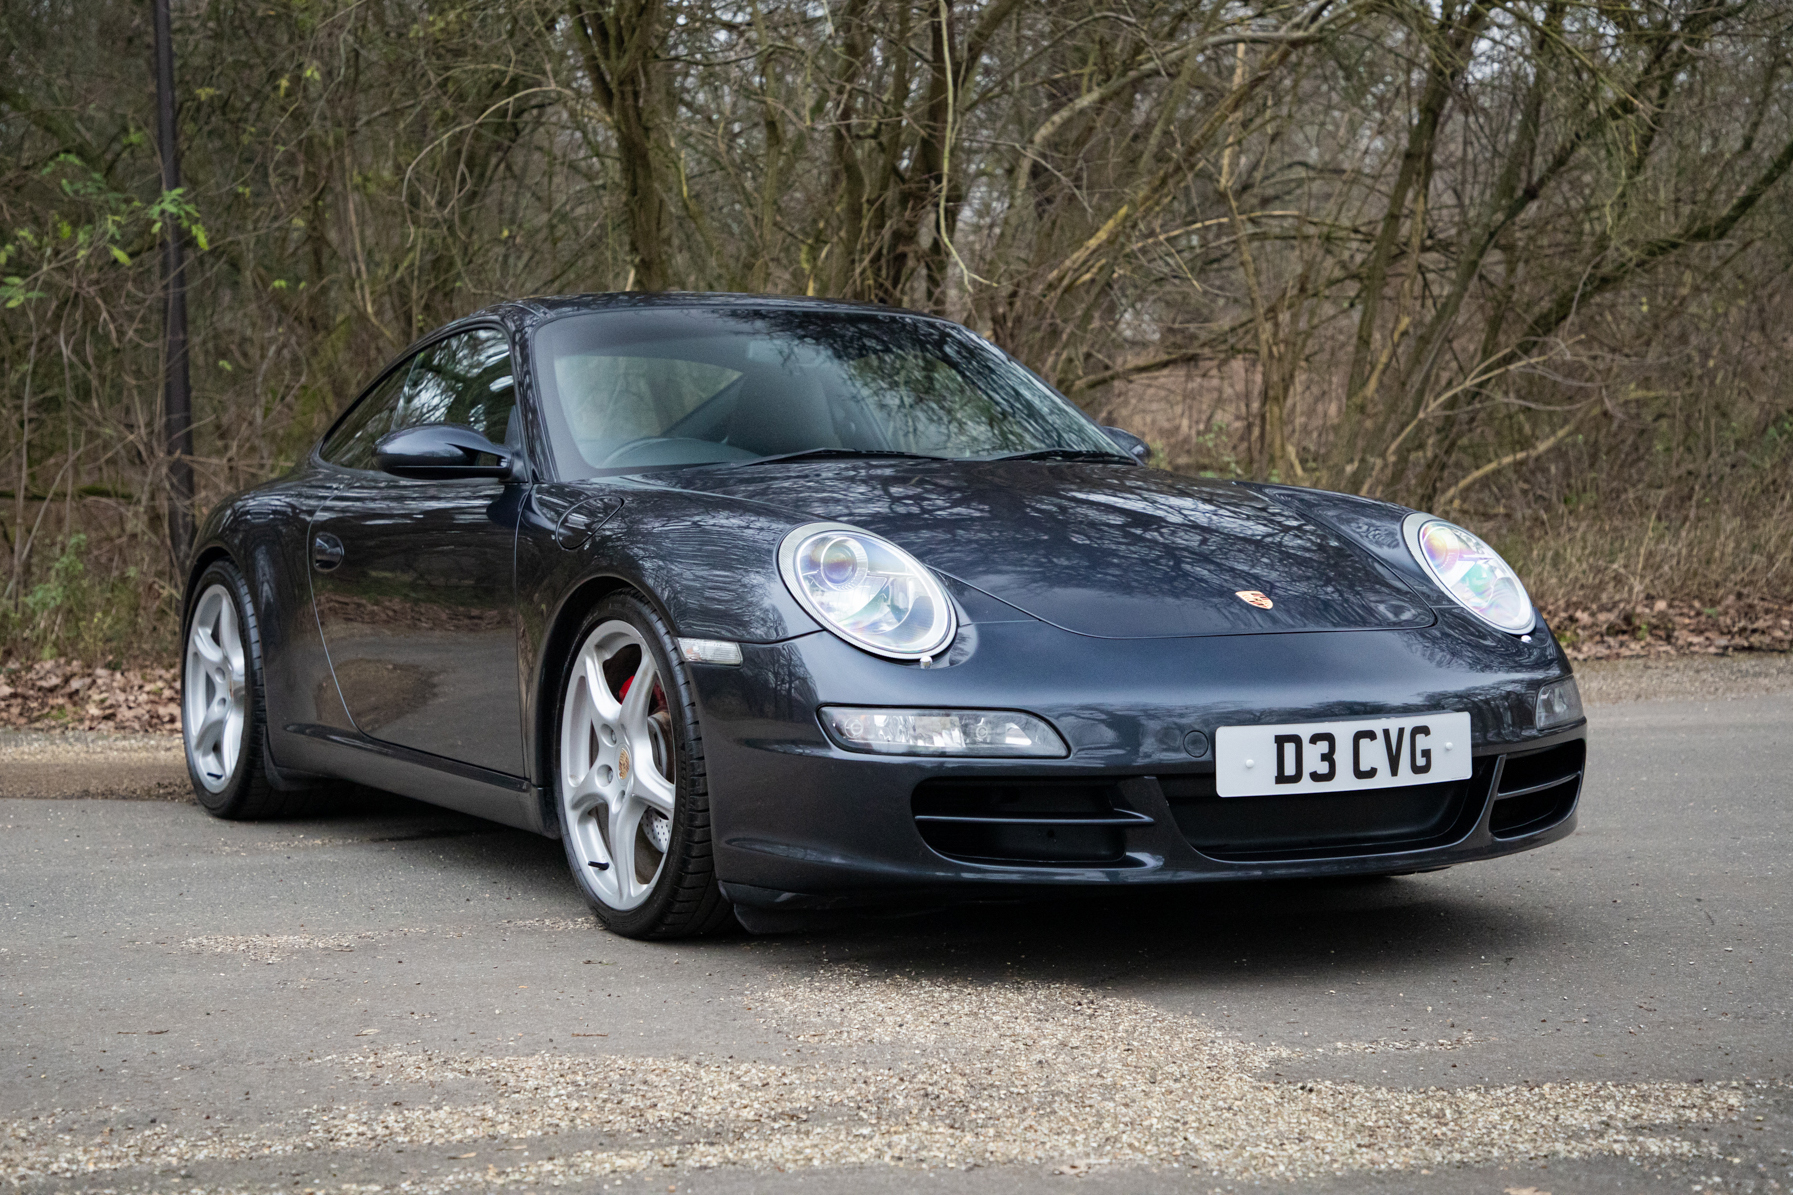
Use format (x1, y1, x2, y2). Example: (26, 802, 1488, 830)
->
(765, 880, 1553, 994)
(233, 784, 1561, 993)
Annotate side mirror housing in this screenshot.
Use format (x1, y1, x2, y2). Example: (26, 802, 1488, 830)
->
(1101, 426, 1151, 465)
(375, 423, 516, 480)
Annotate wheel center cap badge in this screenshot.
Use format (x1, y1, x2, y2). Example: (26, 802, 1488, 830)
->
(1235, 589, 1274, 610)
(617, 748, 632, 780)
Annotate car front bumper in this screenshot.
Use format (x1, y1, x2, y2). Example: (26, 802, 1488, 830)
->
(692, 614, 1586, 911)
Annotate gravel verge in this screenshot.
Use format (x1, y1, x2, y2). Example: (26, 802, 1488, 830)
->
(0, 728, 187, 800)
(0, 970, 1761, 1188)
(1574, 652, 1793, 705)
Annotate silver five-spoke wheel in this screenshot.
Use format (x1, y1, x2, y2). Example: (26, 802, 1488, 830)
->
(184, 583, 248, 792)
(559, 619, 677, 911)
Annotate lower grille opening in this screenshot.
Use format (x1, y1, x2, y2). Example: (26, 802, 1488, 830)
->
(1497, 740, 1585, 795)
(1162, 761, 1492, 862)
(912, 779, 1149, 867)
(1490, 740, 1584, 837)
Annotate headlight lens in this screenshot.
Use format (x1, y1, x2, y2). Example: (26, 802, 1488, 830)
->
(1402, 513, 1535, 634)
(820, 707, 1068, 757)
(778, 523, 956, 660)
(1535, 676, 1583, 729)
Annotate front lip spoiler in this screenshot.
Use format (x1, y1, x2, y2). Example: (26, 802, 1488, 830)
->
(722, 812, 1579, 913)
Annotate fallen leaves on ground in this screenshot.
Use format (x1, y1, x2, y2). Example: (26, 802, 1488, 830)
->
(0, 658, 179, 732)
(1538, 596, 1793, 660)
(3, 598, 1789, 735)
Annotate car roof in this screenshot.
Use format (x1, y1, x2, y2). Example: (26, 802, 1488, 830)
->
(477, 290, 949, 332)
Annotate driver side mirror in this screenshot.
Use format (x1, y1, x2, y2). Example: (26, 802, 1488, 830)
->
(1101, 426, 1151, 465)
(375, 422, 517, 480)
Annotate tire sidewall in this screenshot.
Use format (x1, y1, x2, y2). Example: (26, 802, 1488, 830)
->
(181, 560, 261, 815)
(553, 593, 706, 937)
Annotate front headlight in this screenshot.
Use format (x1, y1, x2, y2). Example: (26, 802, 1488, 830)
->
(1401, 513, 1535, 635)
(777, 522, 956, 660)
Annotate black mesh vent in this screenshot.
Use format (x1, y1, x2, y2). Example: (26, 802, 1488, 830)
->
(1496, 740, 1585, 796)
(1489, 740, 1584, 838)
(912, 779, 1150, 867)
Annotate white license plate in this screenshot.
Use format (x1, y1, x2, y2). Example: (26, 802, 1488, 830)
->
(1214, 712, 1472, 797)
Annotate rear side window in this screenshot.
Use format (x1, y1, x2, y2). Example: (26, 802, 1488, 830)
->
(319, 359, 413, 470)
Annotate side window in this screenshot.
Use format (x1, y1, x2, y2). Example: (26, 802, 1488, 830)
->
(319, 358, 414, 470)
(390, 328, 518, 448)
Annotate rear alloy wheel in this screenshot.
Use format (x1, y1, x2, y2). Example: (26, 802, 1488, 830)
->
(554, 595, 733, 938)
(181, 558, 318, 818)
(185, 582, 247, 793)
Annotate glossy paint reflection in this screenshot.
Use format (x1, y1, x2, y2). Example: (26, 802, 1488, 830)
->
(311, 475, 525, 775)
(654, 459, 1434, 637)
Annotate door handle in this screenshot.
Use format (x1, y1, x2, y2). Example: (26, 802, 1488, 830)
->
(312, 532, 345, 572)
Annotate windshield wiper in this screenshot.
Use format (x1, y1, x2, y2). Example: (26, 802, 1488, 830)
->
(741, 448, 947, 467)
(984, 447, 1135, 463)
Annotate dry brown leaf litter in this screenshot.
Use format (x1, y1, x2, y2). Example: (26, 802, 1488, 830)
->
(0, 970, 1755, 1188)
(1539, 597, 1793, 660)
(0, 659, 179, 731)
(4, 602, 1790, 737)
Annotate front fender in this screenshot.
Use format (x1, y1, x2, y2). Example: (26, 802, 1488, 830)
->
(1253, 482, 1573, 670)
(525, 483, 821, 645)
(515, 482, 824, 797)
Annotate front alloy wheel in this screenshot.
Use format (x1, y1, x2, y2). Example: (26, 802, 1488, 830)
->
(554, 594, 733, 938)
(560, 618, 677, 909)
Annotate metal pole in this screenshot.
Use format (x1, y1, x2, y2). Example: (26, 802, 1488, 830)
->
(153, 0, 196, 567)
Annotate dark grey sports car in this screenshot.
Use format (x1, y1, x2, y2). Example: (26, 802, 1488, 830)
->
(180, 294, 1586, 938)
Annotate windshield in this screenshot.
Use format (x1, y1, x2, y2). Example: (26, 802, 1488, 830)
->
(531, 307, 1121, 474)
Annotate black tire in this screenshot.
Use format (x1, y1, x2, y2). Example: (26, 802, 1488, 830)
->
(180, 559, 320, 819)
(552, 592, 736, 939)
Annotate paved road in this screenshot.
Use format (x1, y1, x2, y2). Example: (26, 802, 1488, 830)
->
(3, 692, 1789, 1194)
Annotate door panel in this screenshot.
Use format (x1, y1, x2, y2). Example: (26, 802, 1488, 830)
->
(311, 479, 525, 773)
(309, 327, 527, 776)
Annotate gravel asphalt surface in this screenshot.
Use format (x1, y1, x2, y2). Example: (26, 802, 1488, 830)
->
(3, 656, 1790, 1194)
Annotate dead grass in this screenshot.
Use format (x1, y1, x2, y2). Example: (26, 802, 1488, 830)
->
(1498, 492, 1793, 613)
(1102, 366, 1791, 624)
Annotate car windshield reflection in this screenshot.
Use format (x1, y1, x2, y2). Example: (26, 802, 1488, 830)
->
(530, 306, 1123, 475)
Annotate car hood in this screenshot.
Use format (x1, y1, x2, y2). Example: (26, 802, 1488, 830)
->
(642, 460, 1435, 638)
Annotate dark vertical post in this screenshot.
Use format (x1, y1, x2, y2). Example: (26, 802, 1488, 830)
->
(153, 0, 196, 567)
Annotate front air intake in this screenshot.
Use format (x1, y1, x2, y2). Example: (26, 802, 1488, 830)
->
(1488, 740, 1584, 837)
(912, 779, 1151, 867)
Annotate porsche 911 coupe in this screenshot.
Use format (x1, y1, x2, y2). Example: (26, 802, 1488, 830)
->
(181, 293, 1587, 938)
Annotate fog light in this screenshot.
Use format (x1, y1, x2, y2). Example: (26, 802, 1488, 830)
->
(1535, 676, 1583, 729)
(819, 707, 1068, 757)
